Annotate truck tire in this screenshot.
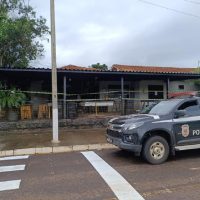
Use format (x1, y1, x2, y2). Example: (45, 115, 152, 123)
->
(142, 136, 169, 164)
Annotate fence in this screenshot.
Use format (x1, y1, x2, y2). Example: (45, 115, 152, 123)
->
(0, 89, 197, 122)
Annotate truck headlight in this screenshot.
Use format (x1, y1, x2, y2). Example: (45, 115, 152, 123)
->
(123, 122, 144, 131)
(124, 134, 138, 144)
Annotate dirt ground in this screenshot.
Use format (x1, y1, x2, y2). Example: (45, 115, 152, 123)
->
(0, 127, 107, 150)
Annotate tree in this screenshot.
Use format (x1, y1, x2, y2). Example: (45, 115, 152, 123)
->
(190, 67, 200, 94)
(0, 0, 49, 68)
(90, 63, 108, 70)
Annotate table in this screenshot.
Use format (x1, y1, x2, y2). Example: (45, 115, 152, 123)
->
(80, 101, 114, 115)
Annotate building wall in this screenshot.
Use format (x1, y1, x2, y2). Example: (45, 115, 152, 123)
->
(99, 81, 134, 113)
(99, 80, 167, 112)
(99, 81, 133, 99)
(98, 79, 197, 113)
(169, 80, 197, 92)
(138, 80, 167, 100)
(99, 80, 197, 98)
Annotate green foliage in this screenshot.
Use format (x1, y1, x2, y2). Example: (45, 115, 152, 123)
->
(194, 66, 200, 74)
(192, 67, 200, 88)
(194, 79, 200, 88)
(90, 63, 108, 70)
(0, 0, 49, 68)
(0, 84, 26, 109)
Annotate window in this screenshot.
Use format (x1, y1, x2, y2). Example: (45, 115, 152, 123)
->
(178, 85, 184, 90)
(148, 85, 164, 99)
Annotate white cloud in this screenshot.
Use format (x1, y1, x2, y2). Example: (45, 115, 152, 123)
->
(79, 23, 127, 42)
(29, 0, 200, 68)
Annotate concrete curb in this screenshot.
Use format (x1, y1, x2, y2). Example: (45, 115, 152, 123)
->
(0, 143, 117, 157)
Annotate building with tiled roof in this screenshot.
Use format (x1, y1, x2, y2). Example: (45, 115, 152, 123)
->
(0, 64, 200, 119)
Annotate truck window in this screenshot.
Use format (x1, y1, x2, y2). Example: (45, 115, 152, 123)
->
(186, 105, 200, 116)
(178, 100, 198, 110)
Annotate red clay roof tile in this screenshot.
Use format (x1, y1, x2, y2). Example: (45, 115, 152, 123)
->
(60, 65, 100, 71)
(60, 64, 197, 74)
(112, 64, 196, 74)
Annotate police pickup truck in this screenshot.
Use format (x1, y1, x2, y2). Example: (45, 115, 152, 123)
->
(106, 96, 200, 164)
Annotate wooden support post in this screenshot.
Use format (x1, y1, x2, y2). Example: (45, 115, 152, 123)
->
(167, 78, 170, 99)
(95, 102, 98, 116)
(63, 76, 67, 119)
(121, 76, 124, 115)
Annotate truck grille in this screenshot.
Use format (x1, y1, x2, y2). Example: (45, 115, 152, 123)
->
(107, 129, 122, 138)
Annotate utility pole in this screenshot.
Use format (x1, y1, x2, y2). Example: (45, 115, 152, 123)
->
(50, 0, 59, 143)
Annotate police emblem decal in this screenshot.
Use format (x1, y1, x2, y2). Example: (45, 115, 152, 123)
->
(181, 124, 190, 137)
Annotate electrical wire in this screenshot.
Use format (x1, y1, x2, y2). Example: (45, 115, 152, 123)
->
(137, 0, 200, 19)
(184, 0, 200, 5)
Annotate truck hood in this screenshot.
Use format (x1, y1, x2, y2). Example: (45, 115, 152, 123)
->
(109, 114, 160, 125)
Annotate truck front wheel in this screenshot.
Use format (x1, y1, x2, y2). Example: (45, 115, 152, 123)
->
(142, 136, 169, 164)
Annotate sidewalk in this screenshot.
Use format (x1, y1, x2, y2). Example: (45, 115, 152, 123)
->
(0, 127, 116, 156)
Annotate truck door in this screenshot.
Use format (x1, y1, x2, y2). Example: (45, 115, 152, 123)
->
(173, 100, 200, 146)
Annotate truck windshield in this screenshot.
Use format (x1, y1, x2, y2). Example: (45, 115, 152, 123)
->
(149, 99, 182, 115)
(140, 102, 158, 114)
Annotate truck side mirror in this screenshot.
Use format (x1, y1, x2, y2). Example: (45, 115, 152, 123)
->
(174, 110, 186, 118)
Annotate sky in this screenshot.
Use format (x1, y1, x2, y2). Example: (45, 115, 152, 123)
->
(30, 0, 200, 69)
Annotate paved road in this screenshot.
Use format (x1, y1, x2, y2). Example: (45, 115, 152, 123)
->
(1, 149, 200, 200)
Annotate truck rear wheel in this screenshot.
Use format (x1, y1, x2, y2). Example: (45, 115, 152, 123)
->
(142, 136, 169, 164)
